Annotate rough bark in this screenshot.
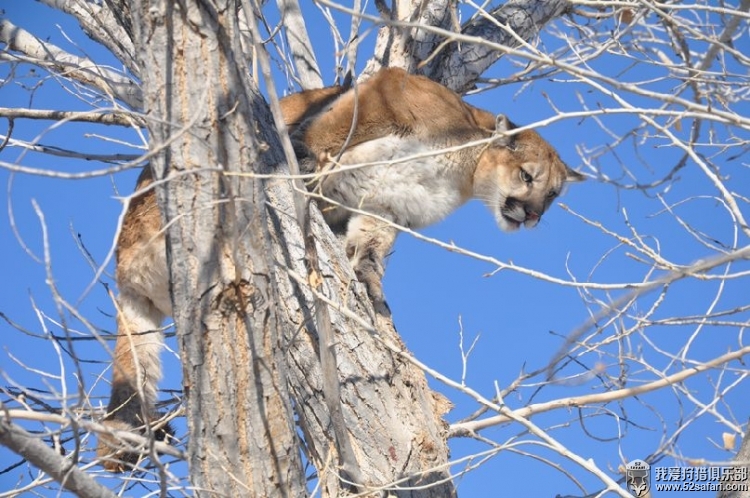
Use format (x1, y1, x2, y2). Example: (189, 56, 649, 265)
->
(130, 1, 306, 495)
(363, 0, 456, 75)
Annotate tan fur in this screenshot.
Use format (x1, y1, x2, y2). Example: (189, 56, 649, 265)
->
(292, 67, 583, 305)
(98, 68, 582, 471)
(295, 68, 497, 156)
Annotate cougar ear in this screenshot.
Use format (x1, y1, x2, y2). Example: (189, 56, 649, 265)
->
(492, 114, 514, 148)
(565, 166, 586, 183)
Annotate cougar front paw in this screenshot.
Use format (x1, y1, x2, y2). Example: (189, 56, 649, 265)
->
(351, 249, 390, 316)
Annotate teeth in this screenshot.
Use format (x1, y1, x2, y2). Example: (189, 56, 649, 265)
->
(524, 217, 540, 228)
(503, 207, 527, 223)
(497, 214, 521, 232)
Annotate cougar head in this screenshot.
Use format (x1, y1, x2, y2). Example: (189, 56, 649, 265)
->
(474, 115, 584, 231)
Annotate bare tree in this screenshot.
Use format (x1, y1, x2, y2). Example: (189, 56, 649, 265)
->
(1, 0, 749, 497)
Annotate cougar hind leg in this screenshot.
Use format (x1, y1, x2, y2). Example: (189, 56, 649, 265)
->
(97, 289, 172, 472)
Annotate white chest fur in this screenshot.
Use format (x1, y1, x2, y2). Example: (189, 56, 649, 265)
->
(319, 135, 473, 228)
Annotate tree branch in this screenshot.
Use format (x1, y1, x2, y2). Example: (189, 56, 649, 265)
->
(451, 345, 750, 435)
(0, 411, 118, 498)
(0, 107, 145, 126)
(0, 18, 142, 109)
(329, 0, 570, 92)
(38, 0, 138, 75)
(0, 135, 140, 163)
(277, 0, 323, 89)
(439, 0, 571, 92)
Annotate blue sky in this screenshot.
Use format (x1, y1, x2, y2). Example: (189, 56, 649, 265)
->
(1, 1, 749, 496)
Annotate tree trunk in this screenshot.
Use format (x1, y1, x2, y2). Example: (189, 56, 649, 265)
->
(130, 1, 306, 495)
(128, 0, 456, 495)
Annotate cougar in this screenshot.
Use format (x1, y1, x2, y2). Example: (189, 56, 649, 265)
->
(97, 67, 583, 471)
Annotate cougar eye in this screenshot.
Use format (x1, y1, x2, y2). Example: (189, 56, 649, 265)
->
(547, 189, 558, 199)
(519, 169, 533, 184)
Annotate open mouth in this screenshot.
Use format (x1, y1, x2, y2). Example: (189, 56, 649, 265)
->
(498, 211, 523, 231)
(502, 213, 522, 230)
(495, 197, 528, 232)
